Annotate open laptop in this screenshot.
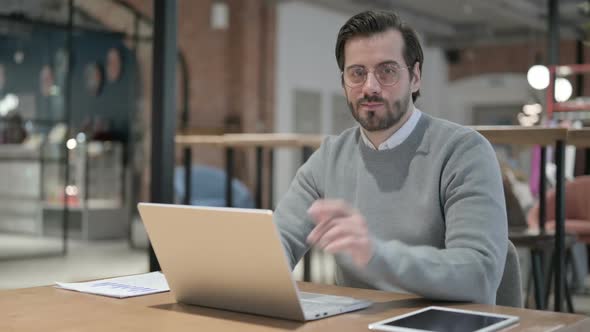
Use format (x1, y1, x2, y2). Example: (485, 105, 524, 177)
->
(137, 202, 372, 321)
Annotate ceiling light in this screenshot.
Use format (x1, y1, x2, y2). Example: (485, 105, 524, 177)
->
(554, 78, 573, 102)
(211, 2, 229, 30)
(13, 51, 24, 64)
(0, 93, 19, 116)
(527, 65, 549, 90)
(66, 138, 77, 150)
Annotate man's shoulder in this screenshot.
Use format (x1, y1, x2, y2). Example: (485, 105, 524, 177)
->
(423, 113, 471, 136)
(320, 126, 360, 153)
(422, 113, 487, 147)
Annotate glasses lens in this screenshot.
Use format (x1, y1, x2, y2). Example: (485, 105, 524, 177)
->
(376, 64, 399, 85)
(344, 67, 366, 86)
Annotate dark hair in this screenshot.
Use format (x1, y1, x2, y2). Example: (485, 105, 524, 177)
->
(335, 10, 424, 101)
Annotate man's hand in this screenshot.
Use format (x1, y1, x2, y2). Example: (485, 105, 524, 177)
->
(306, 199, 374, 267)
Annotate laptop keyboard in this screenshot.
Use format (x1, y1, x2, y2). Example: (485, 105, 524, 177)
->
(300, 292, 363, 305)
(300, 292, 363, 312)
(298, 292, 371, 319)
(301, 300, 331, 312)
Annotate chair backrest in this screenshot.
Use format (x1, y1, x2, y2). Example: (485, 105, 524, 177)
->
(496, 240, 523, 307)
(527, 175, 590, 228)
(503, 177, 528, 231)
(173, 165, 255, 208)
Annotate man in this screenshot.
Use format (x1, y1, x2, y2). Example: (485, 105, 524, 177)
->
(273, 10, 507, 305)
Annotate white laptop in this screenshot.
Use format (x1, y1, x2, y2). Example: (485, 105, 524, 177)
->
(137, 202, 372, 321)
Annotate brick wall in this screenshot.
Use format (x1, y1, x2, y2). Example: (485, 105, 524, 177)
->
(448, 39, 590, 96)
(90, 0, 275, 202)
(121, 0, 275, 131)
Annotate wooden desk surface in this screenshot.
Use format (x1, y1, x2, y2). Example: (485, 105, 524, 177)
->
(223, 133, 303, 148)
(289, 127, 570, 148)
(567, 129, 590, 147)
(175, 127, 572, 149)
(175, 134, 226, 147)
(175, 133, 325, 148)
(471, 126, 568, 146)
(2, 282, 588, 332)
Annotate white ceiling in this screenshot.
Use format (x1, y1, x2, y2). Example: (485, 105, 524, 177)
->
(0, 0, 588, 48)
(0, 0, 97, 25)
(306, 0, 589, 47)
(0, 0, 153, 41)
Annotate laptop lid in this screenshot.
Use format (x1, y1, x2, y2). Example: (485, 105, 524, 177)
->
(137, 203, 306, 321)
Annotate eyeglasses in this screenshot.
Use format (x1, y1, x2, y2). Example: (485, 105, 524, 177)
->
(342, 63, 411, 88)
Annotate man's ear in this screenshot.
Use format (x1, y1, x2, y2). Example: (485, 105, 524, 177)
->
(411, 62, 421, 93)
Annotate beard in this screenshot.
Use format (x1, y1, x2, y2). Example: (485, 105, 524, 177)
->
(348, 92, 411, 132)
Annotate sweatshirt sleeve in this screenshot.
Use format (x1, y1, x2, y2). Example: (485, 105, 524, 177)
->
(365, 130, 508, 304)
(273, 141, 326, 268)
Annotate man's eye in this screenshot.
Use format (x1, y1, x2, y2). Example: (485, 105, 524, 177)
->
(381, 67, 396, 74)
(351, 69, 365, 77)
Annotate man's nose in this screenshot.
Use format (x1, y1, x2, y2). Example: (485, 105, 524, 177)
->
(362, 71, 381, 95)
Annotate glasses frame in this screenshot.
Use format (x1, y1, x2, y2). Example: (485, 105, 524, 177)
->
(342, 64, 412, 88)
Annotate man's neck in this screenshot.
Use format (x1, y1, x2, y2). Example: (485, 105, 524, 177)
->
(363, 105, 414, 148)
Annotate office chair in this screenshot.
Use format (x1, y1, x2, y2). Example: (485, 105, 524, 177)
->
(174, 165, 255, 208)
(503, 175, 558, 310)
(527, 176, 590, 243)
(525, 175, 590, 311)
(496, 241, 523, 307)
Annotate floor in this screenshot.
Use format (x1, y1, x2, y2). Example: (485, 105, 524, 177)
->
(570, 291, 590, 315)
(0, 234, 148, 289)
(1, 233, 590, 317)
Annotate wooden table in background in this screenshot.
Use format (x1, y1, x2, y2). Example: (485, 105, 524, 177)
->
(567, 129, 590, 148)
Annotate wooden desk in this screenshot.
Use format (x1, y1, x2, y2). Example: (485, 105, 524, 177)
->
(471, 126, 568, 146)
(175, 134, 226, 147)
(567, 129, 590, 148)
(1, 282, 588, 331)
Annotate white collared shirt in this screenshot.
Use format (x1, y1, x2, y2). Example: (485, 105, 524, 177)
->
(360, 107, 422, 150)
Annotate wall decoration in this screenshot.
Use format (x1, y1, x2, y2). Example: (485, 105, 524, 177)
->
(0, 64, 5, 91)
(55, 48, 69, 74)
(85, 63, 104, 96)
(106, 47, 122, 82)
(39, 65, 55, 97)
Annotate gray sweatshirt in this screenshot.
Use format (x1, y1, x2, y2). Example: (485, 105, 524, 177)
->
(274, 113, 508, 305)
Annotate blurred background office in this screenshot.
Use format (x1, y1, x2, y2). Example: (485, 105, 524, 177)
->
(1, 0, 590, 314)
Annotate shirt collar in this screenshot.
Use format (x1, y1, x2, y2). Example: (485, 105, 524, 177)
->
(360, 106, 422, 150)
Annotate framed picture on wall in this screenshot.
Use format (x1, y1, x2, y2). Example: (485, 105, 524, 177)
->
(85, 63, 104, 96)
(0, 64, 5, 91)
(106, 47, 123, 82)
(55, 48, 69, 76)
(39, 65, 55, 97)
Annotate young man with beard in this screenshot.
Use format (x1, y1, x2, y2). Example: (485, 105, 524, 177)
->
(273, 10, 508, 305)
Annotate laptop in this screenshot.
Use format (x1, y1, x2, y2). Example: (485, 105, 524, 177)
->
(137, 203, 372, 321)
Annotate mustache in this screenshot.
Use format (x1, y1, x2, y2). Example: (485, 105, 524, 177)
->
(356, 95, 385, 107)
(357, 95, 385, 105)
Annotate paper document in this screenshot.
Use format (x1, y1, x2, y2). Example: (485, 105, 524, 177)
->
(56, 271, 170, 298)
